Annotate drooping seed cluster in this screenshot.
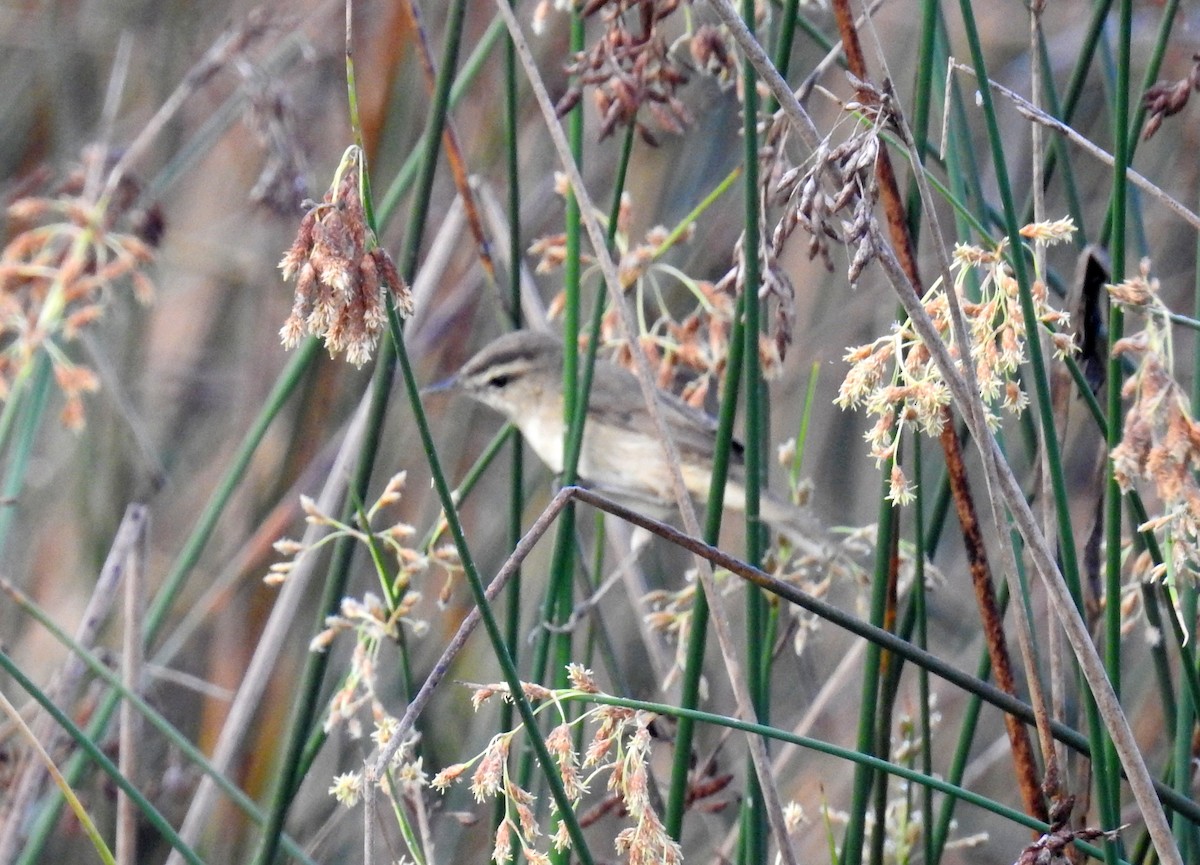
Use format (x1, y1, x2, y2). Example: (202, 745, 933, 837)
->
(0, 152, 161, 430)
(278, 146, 412, 367)
(1109, 260, 1200, 583)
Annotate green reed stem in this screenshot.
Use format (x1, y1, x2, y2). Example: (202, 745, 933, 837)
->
(1099, 0, 1133, 849)
(929, 581, 1007, 861)
(842, 457, 898, 865)
(391, 322, 596, 862)
(739, 0, 768, 859)
(956, 1, 1114, 831)
(17, 337, 319, 864)
(375, 12, 509, 228)
(666, 289, 747, 840)
(0, 650, 204, 865)
(253, 1, 472, 859)
(522, 11, 587, 743)
(0, 352, 52, 559)
(495, 3, 524, 837)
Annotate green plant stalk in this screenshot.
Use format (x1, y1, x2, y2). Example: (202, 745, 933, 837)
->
(928, 625, 995, 861)
(1100, 0, 1133, 847)
(1126, 493, 1200, 726)
(0, 650, 204, 865)
(250, 334, 399, 865)
(902, 0, 940, 240)
(145, 337, 320, 639)
(1172, 183, 1200, 857)
(1025, 0, 1113, 202)
(1094, 0, 1182, 250)
(870, 503, 902, 865)
(935, 12, 989, 245)
(665, 292, 747, 839)
(4, 582, 317, 863)
(912, 442, 934, 865)
(255, 1, 473, 857)
(956, 0, 1127, 842)
(561, 690, 1127, 862)
(376, 12, 509, 228)
(391, 322, 596, 862)
(573, 477, 1200, 822)
(768, 0, 800, 109)
(383, 765, 427, 865)
(740, 0, 768, 859)
(1027, 30, 1086, 241)
(1138, 583, 1177, 742)
(533, 17, 587, 778)
(789, 363, 819, 489)
(513, 121, 628, 801)
(495, 5, 524, 839)
(842, 457, 899, 865)
(0, 352, 52, 558)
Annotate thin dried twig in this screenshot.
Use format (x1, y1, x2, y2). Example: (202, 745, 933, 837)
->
(491, 5, 799, 862)
(117, 505, 149, 865)
(951, 60, 1200, 234)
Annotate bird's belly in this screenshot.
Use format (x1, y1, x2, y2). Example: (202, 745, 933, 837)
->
(577, 425, 675, 504)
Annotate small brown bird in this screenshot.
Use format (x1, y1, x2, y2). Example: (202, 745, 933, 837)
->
(440, 330, 827, 557)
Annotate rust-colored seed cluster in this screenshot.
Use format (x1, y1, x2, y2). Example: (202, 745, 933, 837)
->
(1141, 54, 1200, 141)
(279, 149, 411, 367)
(0, 162, 159, 430)
(1109, 264, 1200, 581)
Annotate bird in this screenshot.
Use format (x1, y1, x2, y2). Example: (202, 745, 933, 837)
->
(437, 329, 827, 557)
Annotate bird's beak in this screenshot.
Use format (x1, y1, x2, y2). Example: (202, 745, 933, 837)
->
(420, 374, 460, 397)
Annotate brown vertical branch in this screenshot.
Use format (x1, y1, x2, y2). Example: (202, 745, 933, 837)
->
(941, 417, 1048, 824)
(831, 0, 1046, 825)
(830, 3, 911, 814)
(396, 0, 498, 286)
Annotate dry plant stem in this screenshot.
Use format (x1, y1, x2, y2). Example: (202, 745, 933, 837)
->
(406, 198, 467, 335)
(0, 505, 148, 862)
(476, 180, 551, 327)
(85, 31, 133, 201)
(1026, 1, 1070, 803)
(950, 61, 1200, 234)
(116, 505, 148, 865)
(870, 232, 1182, 865)
(492, 5, 798, 863)
(397, 0, 498, 285)
(940, 419, 1046, 824)
(164, 397, 371, 865)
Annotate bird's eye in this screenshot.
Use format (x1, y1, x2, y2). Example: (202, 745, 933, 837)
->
(488, 374, 511, 389)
